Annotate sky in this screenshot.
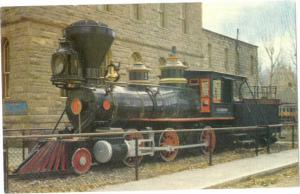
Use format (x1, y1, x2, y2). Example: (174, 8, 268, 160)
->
(202, 0, 296, 70)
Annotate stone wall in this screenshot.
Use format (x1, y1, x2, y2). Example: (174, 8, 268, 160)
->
(202, 29, 258, 85)
(1, 3, 258, 129)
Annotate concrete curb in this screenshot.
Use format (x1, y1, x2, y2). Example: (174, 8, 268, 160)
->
(204, 162, 298, 188)
(97, 149, 299, 191)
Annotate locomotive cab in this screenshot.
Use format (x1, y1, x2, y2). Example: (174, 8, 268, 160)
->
(184, 70, 245, 118)
(185, 70, 280, 126)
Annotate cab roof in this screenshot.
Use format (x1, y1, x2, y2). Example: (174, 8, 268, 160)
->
(184, 70, 247, 81)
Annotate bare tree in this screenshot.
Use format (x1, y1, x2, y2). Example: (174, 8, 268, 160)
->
(287, 25, 297, 68)
(264, 45, 282, 86)
(285, 1, 297, 69)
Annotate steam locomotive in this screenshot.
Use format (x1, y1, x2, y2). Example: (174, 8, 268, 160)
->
(16, 20, 281, 175)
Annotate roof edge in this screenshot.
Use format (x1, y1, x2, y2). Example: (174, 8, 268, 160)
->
(202, 28, 258, 48)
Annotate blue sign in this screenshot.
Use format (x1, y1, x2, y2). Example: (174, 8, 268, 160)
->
(3, 101, 28, 115)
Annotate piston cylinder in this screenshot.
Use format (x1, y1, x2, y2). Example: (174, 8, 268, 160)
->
(93, 139, 128, 163)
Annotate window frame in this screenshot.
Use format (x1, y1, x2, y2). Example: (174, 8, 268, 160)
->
(104, 5, 111, 11)
(224, 48, 229, 71)
(158, 4, 166, 28)
(181, 4, 188, 34)
(213, 79, 222, 103)
(208, 43, 212, 67)
(133, 4, 141, 20)
(235, 51, 240, 74)
(2, 37, 10, 99)
(101, 49, 112, 77)
(250, 55, 255, 75)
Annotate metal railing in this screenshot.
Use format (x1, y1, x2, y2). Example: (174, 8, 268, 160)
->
(3, 123, 297, 193)
(249, 85, 277, 99)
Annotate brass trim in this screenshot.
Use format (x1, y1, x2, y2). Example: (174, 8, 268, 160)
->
(159, 78, 187, 84)
(128, 80, 151, 84)
(159, 65, 188, 69)
(128, 68, 151, 72)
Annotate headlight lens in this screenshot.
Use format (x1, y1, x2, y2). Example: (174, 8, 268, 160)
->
(51, 55, 65, 75)
(54, 56, 65, 74)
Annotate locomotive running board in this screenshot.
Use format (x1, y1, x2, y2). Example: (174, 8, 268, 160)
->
(128, 117, 235, 122)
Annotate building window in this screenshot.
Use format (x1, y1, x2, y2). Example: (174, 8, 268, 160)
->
(181, 4, 188, 34)
(208, 43, 212, 67)
(224, 48, 229, 71)
(131, 52, 142, 64)
(213, 79, 222, 103)
(2, 38, 10, 99)
(101, 49, 112, 77)
(158, 4, 166, 28)
(133, 4, 141, 20)
(104, 5, 111, 11)
(250, 55, 255, 75)
(235, 52, 240, 74)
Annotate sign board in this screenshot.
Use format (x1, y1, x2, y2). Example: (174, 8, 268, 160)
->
(3, 101, 28, 115)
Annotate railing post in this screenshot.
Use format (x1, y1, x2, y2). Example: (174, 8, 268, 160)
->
(22, 130, 25, 160)
(135, 137, 139, 181)
(78, 113, 81, 134)
(292, 124, 295, 149)
(208, 132, 212, 166)
(4, 138, 8, 193)
(255, 141, 259, 156)
(267, 126, 271, 154)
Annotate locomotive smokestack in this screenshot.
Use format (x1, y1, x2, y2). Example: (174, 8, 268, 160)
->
(65, 20, 115, 84)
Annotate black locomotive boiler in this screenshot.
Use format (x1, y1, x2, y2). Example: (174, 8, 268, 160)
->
(16, 20, 281, 175)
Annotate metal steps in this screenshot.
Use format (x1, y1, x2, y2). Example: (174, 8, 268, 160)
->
(232, 133, 256, 148)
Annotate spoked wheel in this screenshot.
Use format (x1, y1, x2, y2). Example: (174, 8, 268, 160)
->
(159, 128, 180, 162)
(71, 148, 92, 174)
(122, 129, 144, 167)
(200, 126, 216, 155)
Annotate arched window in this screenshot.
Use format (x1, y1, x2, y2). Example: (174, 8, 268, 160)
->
(132, 4, 141, 20)
(235, 52, 240, 74)
(96, 5, 111, 12)
(2, 38, 10, 99)
(181, 4, 188, 34)
(224, 48, 229, 71)
(158, 4, 166, 28)
(131, 52, 142, 63)
(207, 43, 212, 67)
(104, 5, 111, 11)
(250, 55, 255, 75)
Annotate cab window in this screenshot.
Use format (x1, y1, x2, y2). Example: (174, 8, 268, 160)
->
(213, 79, 222, 103)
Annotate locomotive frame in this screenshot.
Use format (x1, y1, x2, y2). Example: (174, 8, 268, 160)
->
(14, 20, 282, 175)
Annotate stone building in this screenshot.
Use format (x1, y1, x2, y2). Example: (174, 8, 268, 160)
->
(1, 3, 258, 129)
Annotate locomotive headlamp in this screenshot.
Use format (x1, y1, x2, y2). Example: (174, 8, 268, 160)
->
(71, 98, 82, 115)
(52, 55, 66, 75)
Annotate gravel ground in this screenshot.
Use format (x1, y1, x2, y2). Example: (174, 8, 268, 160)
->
(7, 142, 297, 193)
(212, 165, 299, 188)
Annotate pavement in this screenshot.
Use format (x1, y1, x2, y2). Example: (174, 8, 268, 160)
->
(95, 149, 299, 191)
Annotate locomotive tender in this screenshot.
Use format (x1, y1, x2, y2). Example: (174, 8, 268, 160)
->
(16, 20, 281, 175)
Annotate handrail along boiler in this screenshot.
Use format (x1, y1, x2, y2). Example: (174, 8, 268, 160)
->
(15, 20, 281, 175)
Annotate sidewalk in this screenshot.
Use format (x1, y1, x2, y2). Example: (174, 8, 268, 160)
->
(96, 149, 299, 191)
